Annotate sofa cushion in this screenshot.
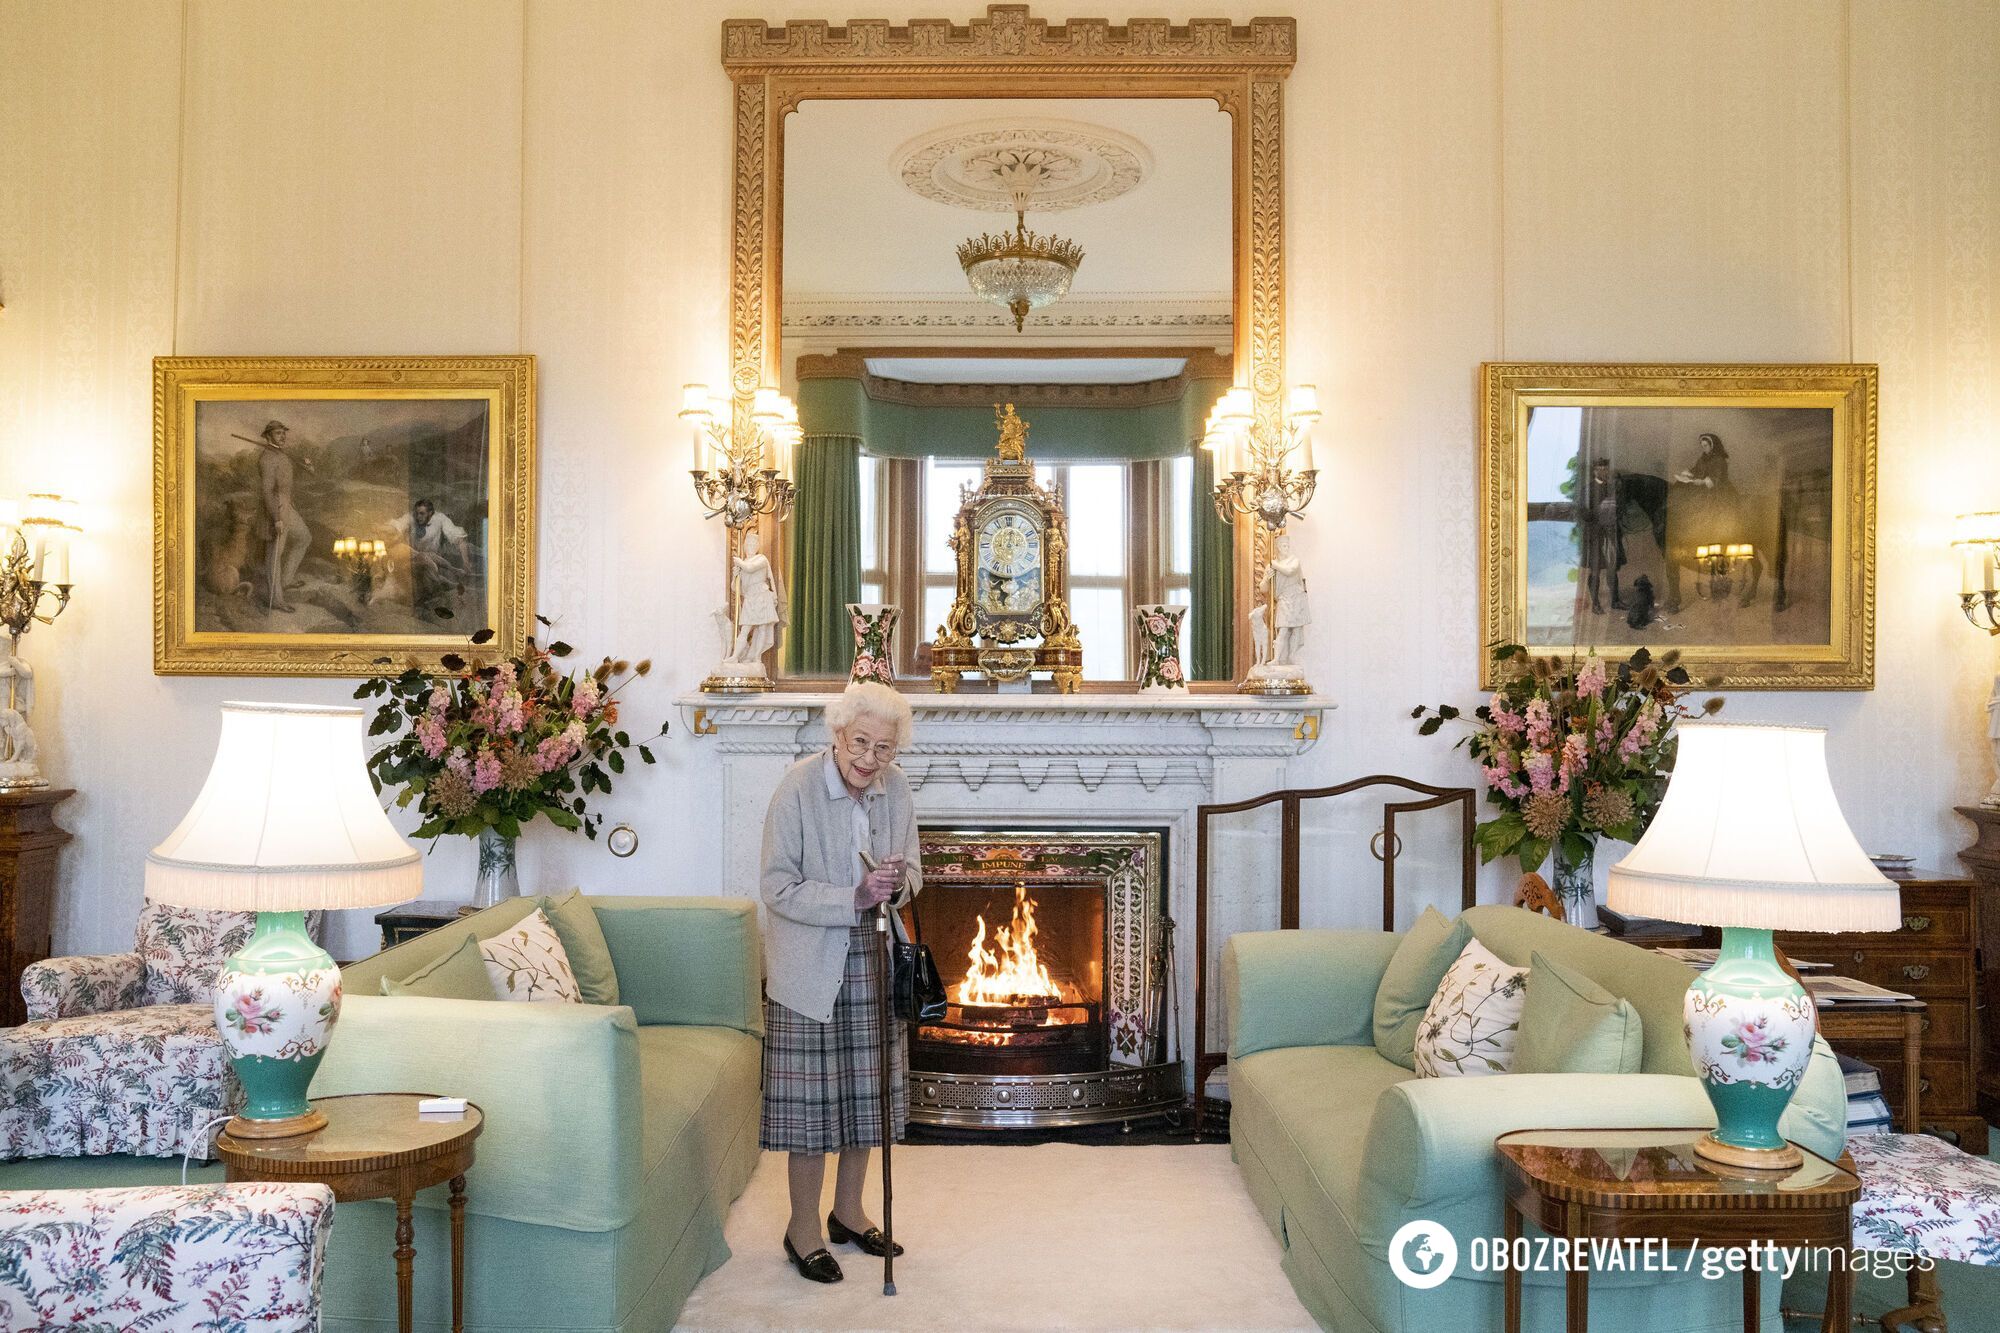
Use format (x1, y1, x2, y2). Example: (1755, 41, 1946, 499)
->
(135, 904, 257, 1006)
(1230, 1043, 1418, 1252)
(1413, 938, 1528, 1077)
(1372, 907, 1471, 1069)
(1461, 905, 1698, 1077)
(1515, 949, 1644, 1074)
(543, 887, 621, 1006)
(478, 908, 581, 1003)
(382, 934, 497, 1001)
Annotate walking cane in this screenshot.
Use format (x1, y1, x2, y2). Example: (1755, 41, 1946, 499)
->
(874, 897, 897, 1296)
(860, 851, 899, 1296)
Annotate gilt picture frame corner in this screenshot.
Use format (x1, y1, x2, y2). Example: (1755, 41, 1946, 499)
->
(151, 354, 536, 678)
(1477, 360, 1877, 693)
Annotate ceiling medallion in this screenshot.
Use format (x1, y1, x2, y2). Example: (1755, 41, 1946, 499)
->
(894, 118, 1152, 214)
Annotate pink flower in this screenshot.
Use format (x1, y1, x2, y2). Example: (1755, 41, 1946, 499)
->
(1576, 656, 1607, 700)
(1491, 698, 1524, 736)
(1525, 749, 1556, 794)
(852, 653, 876, 679)
(1145, 613, 1169, 636)
(572, 679, 601, 719)
(416, 718, 448, 760)
(1524, 698, 1554, 747)
(1561, 733, 1588, 778)
(533, 734, 571, 773)
(1160, 658, 1183, 682)
(471, 748, 502, 794)
(447, 748, 472, 777)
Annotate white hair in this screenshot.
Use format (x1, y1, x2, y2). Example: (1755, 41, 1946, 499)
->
(825, 681, 913, 749)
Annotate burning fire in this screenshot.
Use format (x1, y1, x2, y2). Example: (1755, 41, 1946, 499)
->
(956, 884, 1070, 1007)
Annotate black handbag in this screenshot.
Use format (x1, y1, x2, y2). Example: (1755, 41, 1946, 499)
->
(890, 907, 947, 1025)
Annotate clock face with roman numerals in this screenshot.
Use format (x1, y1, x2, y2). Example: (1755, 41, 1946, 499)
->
(975, 507, 1045, 620)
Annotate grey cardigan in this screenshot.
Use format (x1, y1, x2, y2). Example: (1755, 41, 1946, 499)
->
(759, 750, 922, 1022)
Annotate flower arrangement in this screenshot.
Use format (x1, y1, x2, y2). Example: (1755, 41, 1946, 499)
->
(1412, 644, 1722, 877)
(354, 626, 665, 843)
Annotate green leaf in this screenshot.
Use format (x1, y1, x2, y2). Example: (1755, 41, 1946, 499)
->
(1409, 705, 1427, 719)
(614, 731, 630, 748)
(1516, 837, 1551, 874)
(1437, 704, 1460, 721)
(638, 745, 655, 764)
(440, 654, 466, 673)
(470, 628, 496, 645)
(546, 808, 581, 831)
(1418, 716, 1444, 736)
(549, 641, 573, 657)
(608, 751, 625, 774)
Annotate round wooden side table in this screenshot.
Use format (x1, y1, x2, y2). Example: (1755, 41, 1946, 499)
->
(216, 1092, 483, 1333)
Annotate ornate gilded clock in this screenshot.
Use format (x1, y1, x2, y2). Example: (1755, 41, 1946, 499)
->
(932, 405, 1082, 693)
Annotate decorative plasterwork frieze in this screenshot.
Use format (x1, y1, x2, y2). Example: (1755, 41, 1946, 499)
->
(721, 6, 1297, 76)
(782, 295, 1232, 335)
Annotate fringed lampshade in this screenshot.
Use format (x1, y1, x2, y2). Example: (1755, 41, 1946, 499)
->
(1608, 723, 1898, 932)
(147, 702, 420, 1140)
(147, 702, 421, 910)
(1608, 722, 1897, 1172)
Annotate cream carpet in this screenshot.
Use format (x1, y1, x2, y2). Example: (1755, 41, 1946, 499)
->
(675, 1143, 1316, 1332)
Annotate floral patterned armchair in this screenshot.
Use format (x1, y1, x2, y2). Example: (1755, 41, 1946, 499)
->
(2, 904, 323, 1159)
(0, 1182, 333, 1331)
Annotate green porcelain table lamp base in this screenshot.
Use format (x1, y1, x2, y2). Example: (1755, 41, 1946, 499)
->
(1684, 926, 1817, 1172)
(212, 910, 343, 1140)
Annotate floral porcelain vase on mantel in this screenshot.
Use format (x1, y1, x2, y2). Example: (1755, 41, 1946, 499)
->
(847, 603, 898, 687)
(1414, 645, 1722, 928)
(1134, 604, 1188, 694)
(357, 625, 667, 909)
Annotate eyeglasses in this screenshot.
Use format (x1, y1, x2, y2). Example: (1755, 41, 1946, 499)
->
(840, 735, 899, 762)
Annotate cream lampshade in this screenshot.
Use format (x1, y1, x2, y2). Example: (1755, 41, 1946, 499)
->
(1608, 723, 1898, 1171)
(147, 702, 421, 1139)
(148, 702, 421, 909)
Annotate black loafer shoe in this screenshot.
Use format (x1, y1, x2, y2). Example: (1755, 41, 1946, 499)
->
(784, 1234, 844, 1283)
(828, 1211, 905, 1257)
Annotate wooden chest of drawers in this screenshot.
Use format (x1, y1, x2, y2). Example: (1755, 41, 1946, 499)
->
(1776, 872, 1985, 1153)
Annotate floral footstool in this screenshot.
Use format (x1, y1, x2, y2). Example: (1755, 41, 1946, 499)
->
(0, 1003, 240, 1158)
(0, 1181, 332, 1331)
(1846, 1131, 2000, 1332)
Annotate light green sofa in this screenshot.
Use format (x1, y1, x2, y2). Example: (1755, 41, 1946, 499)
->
(314, 895, 763, 1333)
(1223, 905, 1846, 1333)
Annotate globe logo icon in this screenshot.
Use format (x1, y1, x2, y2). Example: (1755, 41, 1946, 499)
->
(1388, 1220, 1458, 1290)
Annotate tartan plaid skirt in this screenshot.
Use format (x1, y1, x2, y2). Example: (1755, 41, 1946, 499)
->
(760, 923, 909, 1154)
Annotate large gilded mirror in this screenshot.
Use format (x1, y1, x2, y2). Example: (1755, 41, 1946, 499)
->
(723, 6, 1295, 689)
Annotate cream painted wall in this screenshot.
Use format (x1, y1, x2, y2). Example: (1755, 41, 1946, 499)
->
(2, 1, 1995, 961)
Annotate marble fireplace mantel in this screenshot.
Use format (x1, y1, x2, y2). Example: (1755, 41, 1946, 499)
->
(678, 690, 1332, 1084)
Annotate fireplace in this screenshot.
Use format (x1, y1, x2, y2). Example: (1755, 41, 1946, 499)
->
(905, 829, 1181, 1128)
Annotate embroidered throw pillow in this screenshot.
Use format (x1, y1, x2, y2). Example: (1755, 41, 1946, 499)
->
(1413, 937, 1530, 1078)
(478, 908, 583, 1003)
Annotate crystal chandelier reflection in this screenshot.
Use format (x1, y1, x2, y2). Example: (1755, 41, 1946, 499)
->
(955, 151, 1084, 332)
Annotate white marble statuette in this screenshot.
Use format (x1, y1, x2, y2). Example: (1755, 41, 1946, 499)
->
(1246, 532, 1310, 692)
(708, 532, 787, 687)
(0, 626, 43, 790)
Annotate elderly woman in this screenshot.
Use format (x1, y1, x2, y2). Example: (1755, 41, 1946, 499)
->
(760, 680, 920, 1284)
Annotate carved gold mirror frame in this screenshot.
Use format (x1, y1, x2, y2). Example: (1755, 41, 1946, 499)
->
(722, 4, 1296, 690)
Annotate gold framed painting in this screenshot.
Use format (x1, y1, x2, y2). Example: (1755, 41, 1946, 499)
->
(154, 355, 536, 676)
(1479, 362, 1876, 690)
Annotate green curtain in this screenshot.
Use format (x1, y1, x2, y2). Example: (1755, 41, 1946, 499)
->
(797, 377, 1200, 461)
(1190, 443, 1235, 680)
(784, 434, 861, 676)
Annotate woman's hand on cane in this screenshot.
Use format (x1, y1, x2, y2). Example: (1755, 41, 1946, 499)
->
(855, 858, 901, 912)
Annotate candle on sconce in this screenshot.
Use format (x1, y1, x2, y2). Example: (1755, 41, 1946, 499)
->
(679, 384, 713, 472)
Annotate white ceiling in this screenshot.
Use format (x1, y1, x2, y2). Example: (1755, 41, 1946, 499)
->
(783, 98, 1232, 303)
(864, 356, 1188, 384)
